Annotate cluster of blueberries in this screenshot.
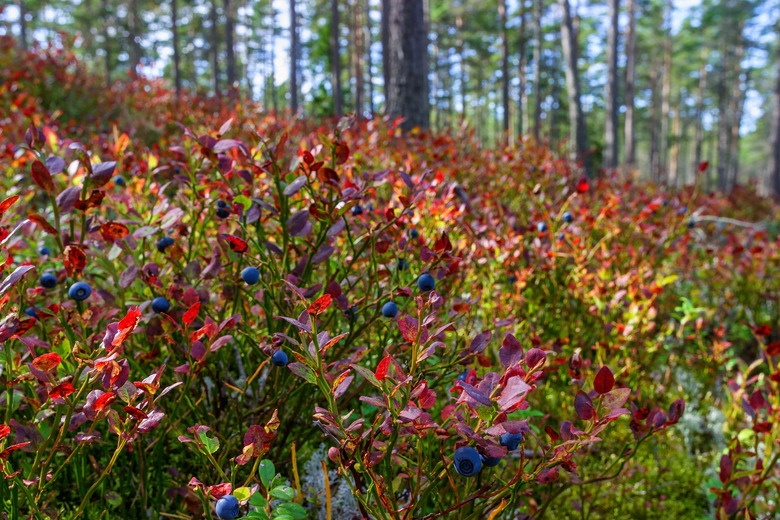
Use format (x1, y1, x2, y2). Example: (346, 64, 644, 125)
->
(453, 430, 524, 478)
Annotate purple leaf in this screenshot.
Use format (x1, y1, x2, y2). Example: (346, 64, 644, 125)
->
(524, 348, 547, 370)
(46, 156, 66, 175)
(457, 382, 493, 406)
(286, 210, 310, 236)
(0, 265, 35, 296)
(574, 391, 596, 421)
(89, 161, 117, 188)
(469, 330, 492, 354)
(601, 388, 630, 410)
(283, 176, 307, 196)
(499, 333, 524, 367)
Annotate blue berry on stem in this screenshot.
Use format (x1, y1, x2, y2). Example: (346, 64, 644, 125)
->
(151, 297, 170, 313)
(24, 306, 38, 319)
(417, 273, 436, 292)
(352, 204, 363, 216)
(481, 454, 503, 467)
(215, 494, 240, 519)
(410, 228, 419, 239)
(156, 236, 174, 253)
(397, 259, 409, 271)
(499, 432, 524, 451)
(382, 301, 398, 318)
(241, 266, 260, 285)
(68, 282, 91, 301)
(453, 446, 482, 477)
(113, 175, 126, 187)
(456, 370, 469, 382)
(40, 273, 58, 289)
(537, 222, 548, 233)
(271, 350, 288, 367)
(38, 246, 50, 256)
(562, 211, 573, 223)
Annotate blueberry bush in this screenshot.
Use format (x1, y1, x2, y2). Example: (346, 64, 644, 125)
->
(0, 35, 779, 520)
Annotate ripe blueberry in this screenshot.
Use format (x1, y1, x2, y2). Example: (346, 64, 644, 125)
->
(271, 350, 288, 367)
(40, 273, 58, 288)
(38, 246, 50, 256)
(508, 275, 517, 284)
(114, 175, 126, 187)
(687, 219, 696, 229)
(215, 494, 240, 519)
(453, 446, 482, 477)
(352, 205, 363, 216)
(417, 273, 435, 292)
(68, 281, 92, 301)
(217, 200, 228, 208)
(562, 211, 573, 223)
(156, 236, 174, 253)
(241, 266, 260, 285)
(537, 222, 548, 233)
(481, 454, 503, 467)
(382, 301, 398, 318)
(345, 306, 358, 322)
(151, 297, 170, 313)
(216, 203, 230, 218)
(456, 370, 469, 382)
(24, 306, 38, 319)
(397, 259, 409, 271)
(499, 432, 524, 451)
(410, 228, 419, 239)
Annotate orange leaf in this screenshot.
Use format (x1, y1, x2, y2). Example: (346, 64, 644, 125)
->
(334, 141, 350, 165)
(100, 222, 130, 240)
(113, 306, 141, 347)
(308, 294, 331, 316)
(320, 332, 349, 354)
(183, 301, 200, 327)
(63, 245, 87, 277)
(331, 369, 351, 393)
(0, 195, 19, 216)
(28, 214, 57, 234)
(49, 381, 75, 399)
(92, 392, 116, 413)
(74, 189, 105, 211)
(32, 352, 61, 372)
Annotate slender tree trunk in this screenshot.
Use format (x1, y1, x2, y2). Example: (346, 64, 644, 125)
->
(669, 101, 681, 186)
(331, 0, 342, 117)
(128, 0, 140, 77)
(172, 0, 181, 97)
(432, 39, 441, 130)
(558, 0, 590, 174)
(649, 61, 660, 181)
(456, 13, 467, 125)
(355, 0, 365, 119)
(101, 0, 111, 85)
(18, 0, 28, 50)
(289, 0, 299, 114)
(660, 0, 672, 182)
(386, 0, 429, 130)
(270, 8, 278, 114)
(518, 4, 527, 138)
(533, 0, 543, 142)
(604, 0, 619, 169)
(694, 58, 707, 176)
(717, 44, 731, 191)
(366, 0, 375, 116)
(548, 47, 561, 148)
(381, 0, 390, 108)
(225, 0, 237, 92)
(770, 21, 780, 197)
(728, 31, 746, 189)
(624, 0, 636, 168)
(210, 0, 220, 96)
(500, 0, 510, 143)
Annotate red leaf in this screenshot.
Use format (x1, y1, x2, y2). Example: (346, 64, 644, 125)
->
(0, 425, 11, 441)
(545, 425, 559, 442)
(113, 306, 141, 347)
(574, 391, 596, 421)
(593, 366, 615, 395)
(698, 161, 709, 173)
(92, 392, 116, 413)
(27, 214, 57, 234)
(334, 141, 350, 165)
(536, 466, 559, 484)
(63, 245, 87, 277)
(183, 301, 200, 326)
(0, 195, 20, 216)
(766, 341, 780, 356)
(317, 167, 340, 186)
(222, 234, 248, 253)
(49, 382, 75, 399)
(123, 406, 148, 420)
(100, 222, 130, 240)
(398, 316, 419, 344)
(74, 189, 105, 211)
(0, 443, 31, 460)
(375, 355, 392, 381)
(31, 160, 54, 193)
(576, 177, 589, 193)
(308, 294, 331, 316)
(32, 352, 61, 372)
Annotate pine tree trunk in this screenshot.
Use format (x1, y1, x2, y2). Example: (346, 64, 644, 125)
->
(694, 59, 707, 176)
(128, 0, 140, 77)
(18, 0, 28, 50)
(517, 5, 526, 139)
(770, 21, 780, 197)
(728, 31, 745, 189)
(366, 0, 375, 116)
(500, 0, 510, 143)
(649, 61, 660, 182)
(660, 1, 672, 183)
(532, 0, 543, 142)
(386, 0, 429, 130)
(669, 101, 681, 186)
(456, 13, 466, 125)
(558, 0, 590, 174)
(624, 0, 636, 168)
(289, 0, 299, 114)
(717, 44, 731, 191)
(210, 0, 220, 96)
(355, 0, 365, 119)
(331, 0, 343, 117)
(172, 0, 181, 97)
(604, 0, 619, 169)
(381, 0, 390, 108)
(101, 0, 111, 85)
(225, 0, 237, 92)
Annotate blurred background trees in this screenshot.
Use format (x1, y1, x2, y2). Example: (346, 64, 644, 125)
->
(1, 0, 779, 193)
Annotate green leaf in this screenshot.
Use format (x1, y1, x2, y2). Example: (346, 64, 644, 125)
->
(259, 459, 275, 488)
(249, 493, 267, 508)
(273, 502, 306, 519)
(247, 511, 270, 519)
(234, 194, 253, 212)
(349, 364, 382, 388)
(197, 431, 220, 454)
(233, 486, 251, 502)
(269, 486, 295, 501)
(272, 516, 293, 520)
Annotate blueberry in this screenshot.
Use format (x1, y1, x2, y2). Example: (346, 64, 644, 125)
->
(156, 236, 174, 253)
(241, 266, 260, 285)
(417, 273, 435, 292)
(382, 301, 398, 318)
(662, 199, 669, 206)
(562, 211, 573, 223)
(481, 454, 503, 467)
(499, 432, 524, 451)
(410, 228, 419, 239)
(345, 306, 358, 322)
(68, 281, 92, 301)
(366, 202, 374, 212)
(151, 297, 170, 313)
(38, 246, 50, 256)
(677, 207, 687, 214)
(113, 175, 126, 187)
(40, 273, 58, 289)
(24, 306, 38, 319)
(216, 205, 230, 218)
(508, 275, 517, 284)
(687, 219, 696, 229)
(271, 350, 288, 367)
(217, 200, 228, 208)
(536, 222, 547, 233)
(557, 232, 565, 241)
(352, 205, 363, 216)
(215, 494, 240, 519)
(397, 259, 409, 271)
(456, 370, 469, 382)
(453, 446, 482, 477)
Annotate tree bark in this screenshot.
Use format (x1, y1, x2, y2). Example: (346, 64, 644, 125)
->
(518, 4, 527, 138)
(660, 0, 672, 183)
(669, 101, 681, 186)
(172, 0, 181, 97)
(366, 0, 375, 116)
(225, 0, 237, 92)
(770, 20, 780, 197)
(128, 0, 141, 77)
(728, 30, 746, 189)
(717, 43, 731, 191)
(456, 12, 467, 125)
(354, 0, 365, 119)
(386, 0, 429, 130)
(331, 0, 342, 117)
(101, 0, 111, 85)
(18, 0, 28, 50)
(604, 0, 619, 169)
(694, 58, 707, 177)
(289, 0, 299, 114)
(500, 0, 510, 143)
(210, 0, 220, 96)
(558, 0, 590, 174)
(381, 0, 390, 108)
(533, 0, 543, 142)
(649, 60, 660, 182)
(624, 0, 636, 168)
